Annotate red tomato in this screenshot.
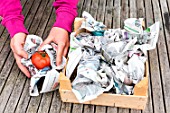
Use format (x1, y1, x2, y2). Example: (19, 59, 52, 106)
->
(31, 51, 51, 69)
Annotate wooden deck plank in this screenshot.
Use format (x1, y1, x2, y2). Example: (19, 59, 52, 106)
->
(0, 30, 10, 55)
(107, 106, 117, 113)
(129, 0, 137, 18)
(83, 105, 95, 113)
(120, 0, 129, 28)
(136, 0, 144, 18)
(35, 7, 54, 37)
(37, 93, 53, 113)
(112, 0, 121, 28)
(89, 0, 99, 19)
(71, 104, 83, 113)
(142, 0, 154, 113)
(48, 92, 62, 113)
(148, 34, 165, 113)
(167, 0, 170, 13)
(39, 8, 55, 39)
(24, 0, 45, 30)
(95, 106, 106, 113)
(77, 0, 85, 17)
(104, 0, 113, 28)
(159, 0, 170, 61)
(82, 0, 92, 12)
(143, 81, 154, 113)
(151, 0, 170, 113)
(118, 108, 129, 113)
(26, 96, 42, 113)
(29, 0, 50, 34)
(14, 80, 31, 113)
(0, 30, 9, 53)
(146, 0, 166, 113)
(0, 42, 11, 73)
(0, 26, 5, 38)
(0, 64, 20, 113)
(60, 103, 72, 113)
(3, 73, 26, 113)
(158, 0, 170, 112)
(130, 109, 141, 113)
(0, 52, 15, 93)
(97, 0, 106, 23)
(0, 28, 6, 52)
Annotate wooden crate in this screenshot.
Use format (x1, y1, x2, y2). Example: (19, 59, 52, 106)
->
(59, 18, 149, 110)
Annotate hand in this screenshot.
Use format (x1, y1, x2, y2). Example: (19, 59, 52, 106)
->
(39, 27, 69, 66)
(10, 33, 31, 78)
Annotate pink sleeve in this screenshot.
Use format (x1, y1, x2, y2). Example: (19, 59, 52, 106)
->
(0, 0, 28, 38)
(53, 0, 79, 33)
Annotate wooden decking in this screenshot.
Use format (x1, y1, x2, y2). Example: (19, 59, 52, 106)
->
(0, 0, 170, 113)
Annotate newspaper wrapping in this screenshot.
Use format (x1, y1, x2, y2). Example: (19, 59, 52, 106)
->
(21, 35, 66, 96)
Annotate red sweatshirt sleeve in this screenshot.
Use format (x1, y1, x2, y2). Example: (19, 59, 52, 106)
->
(53, 0, 79, 33)
(0, 0, 28, 38)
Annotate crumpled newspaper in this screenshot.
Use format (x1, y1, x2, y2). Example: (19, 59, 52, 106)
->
(21, 35, 66, 96)
(66, 11, 160, 102)
(76, 11, 106, 36)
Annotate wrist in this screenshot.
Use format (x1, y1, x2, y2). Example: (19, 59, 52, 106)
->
(2, 18, 28, 38)
(50, 27, 69, 40)
(53, 11, 76, 33)
(11, 33, 27, 46)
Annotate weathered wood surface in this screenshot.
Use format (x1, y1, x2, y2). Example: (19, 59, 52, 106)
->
(0, 0, 170, 113)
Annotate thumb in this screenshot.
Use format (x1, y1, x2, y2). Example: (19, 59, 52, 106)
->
(19, 50, 28, 59)
(56, 44, 65, 66)
(38, 36, 52, 51)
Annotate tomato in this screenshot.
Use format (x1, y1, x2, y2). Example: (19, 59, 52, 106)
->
(31, 51, 51, 69)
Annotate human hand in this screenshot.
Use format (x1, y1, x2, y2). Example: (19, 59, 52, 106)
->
(39, 27, 69, 66)
(10, 33, 31, 78)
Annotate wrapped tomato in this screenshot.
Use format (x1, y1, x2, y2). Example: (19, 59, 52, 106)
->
(31, 51, 51, 69)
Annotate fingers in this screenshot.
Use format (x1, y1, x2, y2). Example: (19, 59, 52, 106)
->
(63, 45, 69, 57)
(18, 44, 28, 59)
(38, 36, 53, 51)
(10, 33, 28, 58)
(11, 33, 30, 78)
(11, 47, 28, 59)
(17, 49, 28, 59)
(11, 43, 28, 59)
(14, 53, 31, 78)
(56, 43, 65, 66)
